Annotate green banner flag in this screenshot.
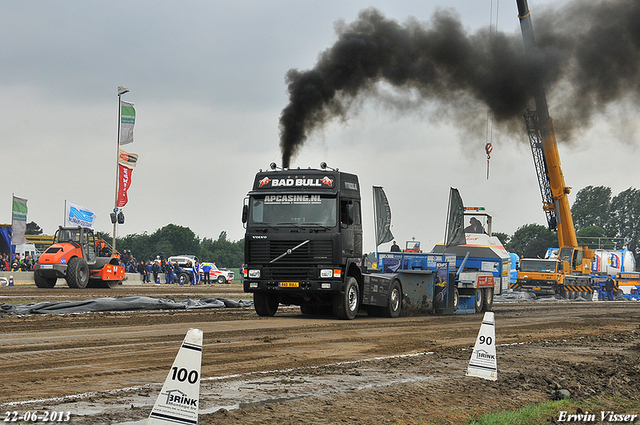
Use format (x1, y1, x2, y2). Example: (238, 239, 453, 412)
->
(119, 100, 135, 145)
(11, 196, 28, 245)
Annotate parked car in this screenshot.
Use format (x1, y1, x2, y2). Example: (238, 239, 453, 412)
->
(167, 255, 198, 284)
(200, 262, 234, 284)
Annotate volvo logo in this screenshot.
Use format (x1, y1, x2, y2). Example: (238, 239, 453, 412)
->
(252, 235, 267, 239)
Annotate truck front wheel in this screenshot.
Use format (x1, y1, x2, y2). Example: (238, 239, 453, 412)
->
(254, 292, 279, 317)
(333, 277, 359, 320)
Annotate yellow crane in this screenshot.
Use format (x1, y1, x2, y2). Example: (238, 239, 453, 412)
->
(515, 0, 594, 298)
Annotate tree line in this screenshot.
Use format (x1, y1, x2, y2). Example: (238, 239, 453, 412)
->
(96, 224, 244, 268)
(24, 185, 639, 269)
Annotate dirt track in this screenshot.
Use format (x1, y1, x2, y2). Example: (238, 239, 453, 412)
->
(1, 284, 639, 424)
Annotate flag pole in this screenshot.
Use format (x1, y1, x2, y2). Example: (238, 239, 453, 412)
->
(114, 86, 129, 256)
(372, 186, 378, 255)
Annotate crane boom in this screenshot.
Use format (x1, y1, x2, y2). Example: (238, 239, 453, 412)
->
(516, 0, 578, 248)
(513, 0, 594, 299)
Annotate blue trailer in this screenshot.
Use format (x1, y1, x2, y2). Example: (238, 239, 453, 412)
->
(370, 251, 496, 315)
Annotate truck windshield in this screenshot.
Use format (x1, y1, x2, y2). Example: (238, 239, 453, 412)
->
(520, 259, 558, 273)
(248, 195, 337, 227)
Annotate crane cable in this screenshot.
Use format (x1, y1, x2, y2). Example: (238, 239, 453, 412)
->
(485, 0, 499, 180)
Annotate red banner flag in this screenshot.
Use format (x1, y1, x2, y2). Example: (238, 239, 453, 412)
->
(117, 163, 134, 207)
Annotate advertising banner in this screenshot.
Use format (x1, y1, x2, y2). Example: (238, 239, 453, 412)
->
(445, 188, 466, 247)
(11, 196, 28, 245)
(373, 186, 394, 246)
(65, 201, 96, 229)
(118, 148, 139, 167)
(116, 163, 134, 207)
(119, 100, 135, 145)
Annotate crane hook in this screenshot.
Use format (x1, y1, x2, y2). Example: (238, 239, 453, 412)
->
(485, 143, 493, 179)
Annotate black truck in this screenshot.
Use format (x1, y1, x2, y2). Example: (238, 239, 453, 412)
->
(242, 163, 496, 319)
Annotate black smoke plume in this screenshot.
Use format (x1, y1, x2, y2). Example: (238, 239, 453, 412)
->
(279, 0, 640, 168)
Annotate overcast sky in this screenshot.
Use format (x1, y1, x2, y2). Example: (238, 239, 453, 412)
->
(2, 0, 639, 256)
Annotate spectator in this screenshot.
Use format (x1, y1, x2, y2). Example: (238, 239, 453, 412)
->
(23, 255, 33, 271)
(137, 261, 148, 283)
(152, 261, 160, 284)
(390, 241, 401, 252)
(11, 254, 21, 272)
(605, 275, 615, 301)
(165, 261, 174, 284)
(191, 261, 201, 285)
(202, 262, 211, 284)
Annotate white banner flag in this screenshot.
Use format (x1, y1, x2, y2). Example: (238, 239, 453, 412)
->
(119, 100, 135, 145)
(65, 201, 96, 229)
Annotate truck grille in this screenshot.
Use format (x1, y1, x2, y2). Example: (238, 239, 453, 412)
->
(248, 240, 333, 264)
(264, 267, 314, 281)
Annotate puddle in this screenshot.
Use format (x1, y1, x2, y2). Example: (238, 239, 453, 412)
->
(1, 351, 439, 424)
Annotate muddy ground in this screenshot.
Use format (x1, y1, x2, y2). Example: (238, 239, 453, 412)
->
(0, 284, 639, 424)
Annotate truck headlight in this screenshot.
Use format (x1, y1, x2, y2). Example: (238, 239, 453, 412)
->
(249, 282, 258, 288)
(249, 269, 261, 278)
(320, 269, 333, 278)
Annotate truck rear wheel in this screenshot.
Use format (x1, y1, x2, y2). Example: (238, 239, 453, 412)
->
(34, 272, 57, 288)
(254, 292, 279, 317)
(333, 277, 359, 320)
(67, 257, 89, 289)
(482, 287, 494, 311)
(453, 288, 459, 311)
(383, 280, 402, 318)
(474, 288, 484, 313)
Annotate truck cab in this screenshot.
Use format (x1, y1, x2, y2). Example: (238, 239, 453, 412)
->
(517, 258, 563, 295)
(242, 164, 363, 318)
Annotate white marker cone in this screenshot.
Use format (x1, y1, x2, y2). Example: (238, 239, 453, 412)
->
(147, 328, 203, 425)
(466, 311, 497, 381)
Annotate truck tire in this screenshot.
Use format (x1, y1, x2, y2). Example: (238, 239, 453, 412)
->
(474, 288, 483, 313)
(254, 292, 279, 316)
(453, 288, 459, 311)
(67, 257, 89, 289)
(333, 277, 359, 320)
(217, 275, 226, 284)
(482, 287, 494, 312)
(383, 280, 402, 318)
(34, 272, 57, 288)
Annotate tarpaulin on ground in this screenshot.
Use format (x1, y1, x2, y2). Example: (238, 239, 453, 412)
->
(0, 296, 253, 315)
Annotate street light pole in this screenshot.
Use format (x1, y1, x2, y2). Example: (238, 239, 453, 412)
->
(113, 86, 129, 256)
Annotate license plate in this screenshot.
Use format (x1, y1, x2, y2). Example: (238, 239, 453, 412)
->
(533, 287, 541, 290)
(279, 281, 299, 288)
(40, 264, 54, 269)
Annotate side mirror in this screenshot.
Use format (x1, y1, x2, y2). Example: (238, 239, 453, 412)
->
(242, 204, 248, 224)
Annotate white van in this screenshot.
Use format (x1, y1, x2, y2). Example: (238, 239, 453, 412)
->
(14, 243, 38, 259)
